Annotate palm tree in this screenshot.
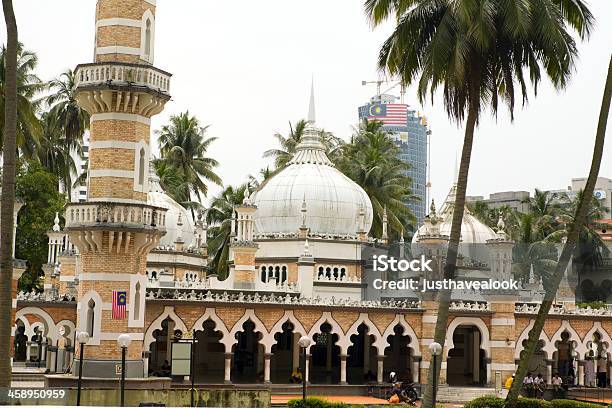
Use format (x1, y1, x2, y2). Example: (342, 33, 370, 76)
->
(336, 119, 416, 239)
(0, 0, 19, 393)
(37, 112, 78, 195)
(364, 1, 593, 406)
(264, 119, 342, 169)
(264, 119, 308, 169)
(206, 184, 248, 278)
(0, 43, 44, 158)
(156, 111, 222, 209)
(46, 69, 90, 149)
(508, 56, 612, 405)
(522, 189, 561, 239)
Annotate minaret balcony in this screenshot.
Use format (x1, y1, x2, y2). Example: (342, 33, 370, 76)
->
(64, 202, 167, 232)
(75, 62, 171, 98)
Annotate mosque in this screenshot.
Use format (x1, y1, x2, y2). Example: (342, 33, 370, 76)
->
(9, 0, 612, 396)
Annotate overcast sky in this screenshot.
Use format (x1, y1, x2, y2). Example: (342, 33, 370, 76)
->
(1, 1, 611, 207)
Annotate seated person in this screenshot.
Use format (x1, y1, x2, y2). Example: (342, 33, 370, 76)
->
(290, 368, 303, 384)
(160, 360, 171, 376)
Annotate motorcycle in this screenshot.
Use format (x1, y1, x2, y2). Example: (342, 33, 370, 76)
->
(389, 372, 418, 404)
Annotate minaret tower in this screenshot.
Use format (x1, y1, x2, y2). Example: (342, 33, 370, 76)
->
(64, 0, 170, 378)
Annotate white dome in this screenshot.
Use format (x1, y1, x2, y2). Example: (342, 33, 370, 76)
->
(147, 173, 195, 247)
(413, 184, 497, 244)
(252, 124, 373, 237)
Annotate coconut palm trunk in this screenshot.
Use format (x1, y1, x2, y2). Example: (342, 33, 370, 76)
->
(0, 0, 18, 394)
(422, 89, 480, 408)
(507, 55, 612, 407)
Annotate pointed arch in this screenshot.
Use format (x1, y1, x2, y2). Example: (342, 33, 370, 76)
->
(192, 308, 231, 352)
(15, 307, 59, 344)
(144, 306, 188, 350)
(378, 314, 421, 357)
(515, 319, 551, 359)
(344, 313, 383, 354)
(578, 322, 612, 358)
(547, 320, 582, 358)
(265, 310, 307, 353)
(228, 309, 269, 352)
(307, 312, 345, 353)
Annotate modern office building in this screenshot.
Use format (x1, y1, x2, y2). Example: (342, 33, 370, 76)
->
(358, 94, 429, 226)
(549, 177, 612, 215)
(466, 191, 531, 213)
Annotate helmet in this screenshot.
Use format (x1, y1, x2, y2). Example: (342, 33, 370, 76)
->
(389, 371, 397, 382)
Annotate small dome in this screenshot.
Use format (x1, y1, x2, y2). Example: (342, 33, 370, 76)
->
(147, 171, 195, 247)
(252, 123, 373, 237)
(413, 184, 497, 244)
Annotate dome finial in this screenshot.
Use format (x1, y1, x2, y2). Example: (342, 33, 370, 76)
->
(243, 185, 251, 205)
(308, 75, 316, 124)
(301, 194, 307, 228)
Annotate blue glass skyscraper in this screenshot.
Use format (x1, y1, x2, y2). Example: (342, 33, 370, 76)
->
(358, 94, 429, 227)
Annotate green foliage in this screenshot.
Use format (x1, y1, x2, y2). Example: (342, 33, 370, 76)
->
(155, 111, 222, 207)
(287, 397, 348, 408)
(15, 161, 66, 292)
(465, 397, 605, 408)
(576, 301, 606, 310)
(335, 119, 416, 239)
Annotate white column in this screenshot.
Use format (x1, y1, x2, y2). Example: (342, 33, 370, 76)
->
(264, 353, 271, 384)
(578, 362, 584, 386)
(412, 357, 421, 383)
(340, 354, 347, 384)
(486, 359, 492, 385)
(305, 354, 311, 383)
(546, 360, 553, 384)
(224, 353, 232, 383)
(377, 356, 384, 384)
(292, 334, 299, 370)
(26, 341, 32, 362)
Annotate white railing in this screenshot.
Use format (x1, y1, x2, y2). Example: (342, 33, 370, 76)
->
(65, 202, 166, 229)
(315, 274, 362, 284)
(450, 300, 490, 311)
(75, 63, 171, 94)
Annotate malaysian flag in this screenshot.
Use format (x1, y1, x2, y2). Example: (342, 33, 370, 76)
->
(112, 290, 127, 320)
(365, 103, 408, 126)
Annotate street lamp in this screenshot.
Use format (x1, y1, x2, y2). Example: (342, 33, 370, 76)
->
(298, 336, 312, 400)
(429, 342, 442, 407)
(76, 331, 90, 407)
(117, 333, 132, 407)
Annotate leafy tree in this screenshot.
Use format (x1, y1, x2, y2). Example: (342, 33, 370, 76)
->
(206, 184, 248, 278)
(46, 69, 89, 150)
(156, 112, 222, 213)
(364, 0, 593, 406)
(37, 112, 78, 195)
(522, 189, 561, 239)
(264, 119, 342, 169)
(335, 119, 416, 239)
(0, 43, 43, 159)
(0, 0, 19, 392)
(14, 161, 66, 292)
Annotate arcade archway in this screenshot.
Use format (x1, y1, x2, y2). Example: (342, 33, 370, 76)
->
(447, 325, 486, 386)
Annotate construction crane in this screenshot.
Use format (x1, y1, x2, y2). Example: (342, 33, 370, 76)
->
(361, 79, 405, 103)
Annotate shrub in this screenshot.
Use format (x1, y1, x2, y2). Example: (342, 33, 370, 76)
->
(515, 398, 551, 408)
(551, 400, 604, 408)
(463, 396, 506, 408)
(287, 397, 348, 408)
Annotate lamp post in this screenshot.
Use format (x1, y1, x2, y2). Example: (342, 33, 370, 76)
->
(429, 342, 442, 408)
(117, 333, 132, 407)
(298, 336, 312, 400)
(76, 331, 90, 407)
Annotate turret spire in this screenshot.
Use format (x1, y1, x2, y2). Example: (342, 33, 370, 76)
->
(308, 76, 316, 124)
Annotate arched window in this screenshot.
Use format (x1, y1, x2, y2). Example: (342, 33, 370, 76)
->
(280, 266, 287, 283)
(260, 266, 267, 282)
(138, 148, 145, 186)
(134, 282, 141, 321)
(86, 299, 95, 337)
(144, 19, 152, 57)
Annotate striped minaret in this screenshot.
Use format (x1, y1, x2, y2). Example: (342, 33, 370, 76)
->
(65, 0, 169, 379)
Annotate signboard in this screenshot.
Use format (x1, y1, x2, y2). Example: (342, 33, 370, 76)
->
(171, 342, 191, 376)
(594, 190, 607, 200)
(115, 364, 122, 375)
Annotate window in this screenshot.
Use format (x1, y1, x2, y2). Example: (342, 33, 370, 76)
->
(138, 148, 145, 186)
(144, 19, 152, 57)
(86, 299, 95, 337)
(134, 282, 141, 321)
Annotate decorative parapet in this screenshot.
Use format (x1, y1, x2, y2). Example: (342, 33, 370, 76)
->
(145, 288, 422, 310)
(450, 300, 491, 312)
(64, 202, 166, 230)
(514, 302, 612, 316)
(146, 276, 300, 293)
(315, 274, 362, 284)
(17, 291, 76, 302)
(75, 62, 171, 95)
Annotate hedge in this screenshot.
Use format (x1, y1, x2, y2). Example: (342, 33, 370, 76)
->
(287, 397, 348, 408)
(463, 396, 607, 408)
